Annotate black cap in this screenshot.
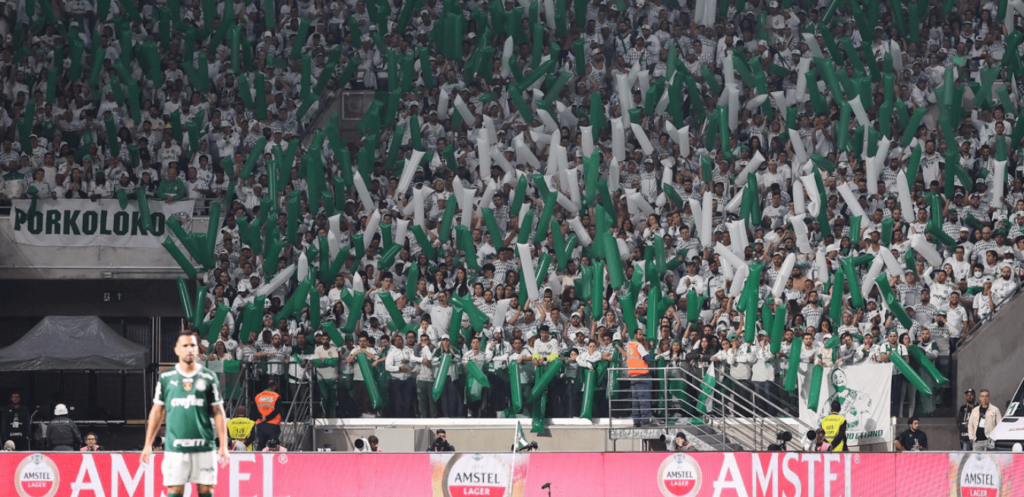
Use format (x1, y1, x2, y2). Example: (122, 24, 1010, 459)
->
(965, 388, 976, 394)
(268, 439, 279, 447)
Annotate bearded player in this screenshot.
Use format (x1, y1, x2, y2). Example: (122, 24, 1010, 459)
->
(141, 325, 229, 497)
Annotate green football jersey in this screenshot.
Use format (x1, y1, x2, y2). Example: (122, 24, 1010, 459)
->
(154, 364, 223, 453)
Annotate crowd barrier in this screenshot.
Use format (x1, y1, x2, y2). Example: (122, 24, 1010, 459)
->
(2, 450, 1018, 496)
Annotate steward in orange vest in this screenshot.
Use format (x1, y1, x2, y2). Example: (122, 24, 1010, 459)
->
(255, 380, 282, 450)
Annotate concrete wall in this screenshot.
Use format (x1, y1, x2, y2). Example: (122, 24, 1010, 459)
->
(956, 290, 1024, 410)
(0, 217, 208, 280)
(304, 419, 644, 452)
(0, 280, 182, 316)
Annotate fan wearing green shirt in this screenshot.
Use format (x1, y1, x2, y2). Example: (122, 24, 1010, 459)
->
(157, 164, 187, 201)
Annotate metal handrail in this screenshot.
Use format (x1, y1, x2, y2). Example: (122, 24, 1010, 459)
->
(222, 363, 251, 419)
(606, 365, 815, 451)
(279, 362, 315, 451)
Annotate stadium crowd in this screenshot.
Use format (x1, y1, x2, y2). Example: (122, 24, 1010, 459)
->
(2, 0, 1023, 424)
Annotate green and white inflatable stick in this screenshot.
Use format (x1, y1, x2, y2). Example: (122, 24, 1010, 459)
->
(874, 273, 914, 329)
(509, 361, 523, 413)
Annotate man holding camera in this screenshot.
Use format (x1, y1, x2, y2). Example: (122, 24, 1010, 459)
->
(429, 429, 455, 451)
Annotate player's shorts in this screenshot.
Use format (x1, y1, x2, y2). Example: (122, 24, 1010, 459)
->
(161, 451, 218, 486)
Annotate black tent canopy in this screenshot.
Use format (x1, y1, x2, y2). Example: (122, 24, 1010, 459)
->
(0, 316, 147, 371)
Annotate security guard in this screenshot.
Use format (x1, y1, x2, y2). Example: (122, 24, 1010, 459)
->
(820, 401, 848, 452)
(617, 329, 653, 427)
(227, 405, 256, 451)
(255, 379, 282, 451)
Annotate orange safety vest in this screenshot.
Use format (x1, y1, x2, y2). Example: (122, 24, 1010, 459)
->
(255, 390, 281, 424)
(626, 341, 649, 376)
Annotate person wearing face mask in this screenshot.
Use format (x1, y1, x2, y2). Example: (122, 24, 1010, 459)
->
(966, 264, 987, 289)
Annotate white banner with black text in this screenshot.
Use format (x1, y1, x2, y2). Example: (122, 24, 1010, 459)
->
(10, 199, 195, 248)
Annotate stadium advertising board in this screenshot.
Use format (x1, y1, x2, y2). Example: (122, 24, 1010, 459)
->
(2, 451, 1023, 496)
(10, 199, 195, 248)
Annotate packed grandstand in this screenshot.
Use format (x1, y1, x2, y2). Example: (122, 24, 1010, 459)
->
(2, 0, 1024, 470)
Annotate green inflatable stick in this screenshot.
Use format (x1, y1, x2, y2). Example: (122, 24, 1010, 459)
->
(784, 342, 802, 392)
(603, 234, 625, 289)
(164, 238, 198, 279)
(907, 345, 950, 387)
(377, 244, 403, 272)
(378, 292, 410, 332)
(410, 225, 437, 261)
(322, 322, 345, 347)
(647, 285, 660, 343)
(191, 285, 208, 330)
(881, 218, 894, 246)
(580, 368, 596, 419)
(116, 187, 129, 210)
(840, 257, 864, 308)
(449, 309, 464, 345)
(890, 353, 932, 396)
(686, 290, 707, 324)
(528, 358, 564, 403)
(206, 304, 230, 343)
(771, 304, 786, 354)
(356, 353, 384, 409)
(828, 266, 846, 325)
(176, 277, 194, 322)
(432, 353, 452, 402)
(807, 365, 824, 412)
(438, 195, 458, 243)
(620, 293, 639, 332)
(531, 386, 547, 433)
(405, 263, 420, 302)
(762, 304, 775, 340)
(510, 174, 528, 216)
(465, 362, 491, 388)
(341, 291, 366, 334)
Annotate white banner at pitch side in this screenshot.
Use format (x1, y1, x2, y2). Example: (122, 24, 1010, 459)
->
(798, 362, 893, 446)
(10, 199, 195, 248)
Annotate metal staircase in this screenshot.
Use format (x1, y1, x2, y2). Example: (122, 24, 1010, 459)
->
(607, 365, 815, 451)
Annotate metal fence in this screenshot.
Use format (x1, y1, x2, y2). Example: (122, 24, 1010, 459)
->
(606, 365, 815, 451)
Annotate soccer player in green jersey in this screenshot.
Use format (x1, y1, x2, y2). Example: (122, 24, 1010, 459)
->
(141, 330, 229, 496)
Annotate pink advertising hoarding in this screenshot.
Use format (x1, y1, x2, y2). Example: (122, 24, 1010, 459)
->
(1, 451, 1021, 497)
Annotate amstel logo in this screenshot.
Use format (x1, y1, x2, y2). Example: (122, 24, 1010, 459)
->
(658, 453, 702, 497)
(442, 453, 510, 497)
(958, 454, 1000, 497)
(15, 453, 59, 497)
